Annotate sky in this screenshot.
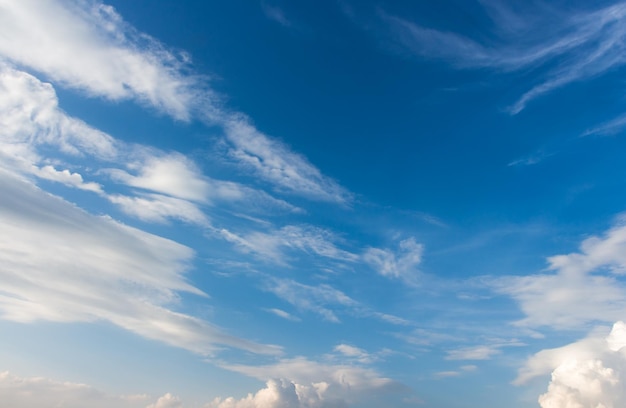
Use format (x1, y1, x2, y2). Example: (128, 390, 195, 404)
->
(2, 0, 626, 407)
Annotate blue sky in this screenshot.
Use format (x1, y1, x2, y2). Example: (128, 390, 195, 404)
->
(2, 0, 626, 406)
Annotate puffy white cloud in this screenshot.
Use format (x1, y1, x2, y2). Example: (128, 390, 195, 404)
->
(363, 237, 422, 283)
(516, 322, 626, 407)
(0, 169, 280, 356)
(146, 393, 183, 408)
(494, 219, 626, 329)
(218, 357, 402, 407)
(207, 379, 339, 408)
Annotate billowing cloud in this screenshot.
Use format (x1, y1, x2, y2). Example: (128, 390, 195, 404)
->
(516, 322, 626, 407)
(0, 169, 280, 356)
(493, 218, 626, 329)
(218, 357, 403, 407)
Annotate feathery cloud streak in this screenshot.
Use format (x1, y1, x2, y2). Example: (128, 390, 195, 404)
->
(382, 2, 626, 113)
(0, 169, 281, 356)
(0, 0, 348, 202)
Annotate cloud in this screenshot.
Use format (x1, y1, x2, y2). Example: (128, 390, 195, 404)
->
(493, 217, 626, 329)
(0, 0, 349, 203)
(106, 153, 211, 202)
(0, 169, 280, 356)
(333, 344, 375, 364)
(265, 308, 302, 322)
(515, 322, 626, 407)
(207, 378, 343, 408)
(262, 3, 293, 28)
(582, 112, 626, 137)
(0, 0, 212, 120)
(0, 371, 177, 408)
(219, 357, 403, 407)
(222, 117, 351, 203)
(363, 237, 422, 282)
(265, 279, 356, 323)
(219, 225, 358, 266)
(382, 2, 626, 113)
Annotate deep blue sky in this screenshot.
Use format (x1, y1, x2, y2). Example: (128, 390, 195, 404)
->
(2, 1, 626, 407)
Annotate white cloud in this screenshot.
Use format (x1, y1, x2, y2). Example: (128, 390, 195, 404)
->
(265, 308, 302, 322)
(265, 279, 356, 323)
(0, 1, 350, 203)
(382, 2, 626, 113)
(219, 225, 358, 265)
(207, 378, 341, 408)
(146, 393, 183, 408)
(582, 112, 626, 137)
(219, 357, 402, 407)
(0, 0, 212, 120)
(445, 345, 501, 361)
(515, 322, 626, 407)
(0, 371, 178, 408)
(33, 164, 103, 192)
(494, 218, 626, 329)
(107, 193, 210, 225)
(0, 169, 280, 356)
(333, 344, 374, 364)
(363, 237, 422, 282)
(106, 153, 211, 202)
(223, 117, 350, 203)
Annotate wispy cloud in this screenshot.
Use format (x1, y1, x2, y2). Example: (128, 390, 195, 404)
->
(0, 371, 178, 408)
(265, 278, 356, 323)
(382, 2, 626, 113)
(582, 112, 626, 137)
(261, 3, 293, 28)
(0, 169, 281, 356)
(0, 0, 349, 203)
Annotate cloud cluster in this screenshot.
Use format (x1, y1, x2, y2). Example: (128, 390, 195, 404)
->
(516, 322, 626, 407)
(493, 218, 626, 329)
(217, 357, 402, 407)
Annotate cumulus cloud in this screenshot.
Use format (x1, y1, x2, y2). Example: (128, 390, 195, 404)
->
(493, 218, 626, 329)
(218, 357, 403, 407)
(515, 322, 626, 407)
(0, 169, 280, 356)
(363, 237, 422, 283)
(207, 378, 343, 408)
